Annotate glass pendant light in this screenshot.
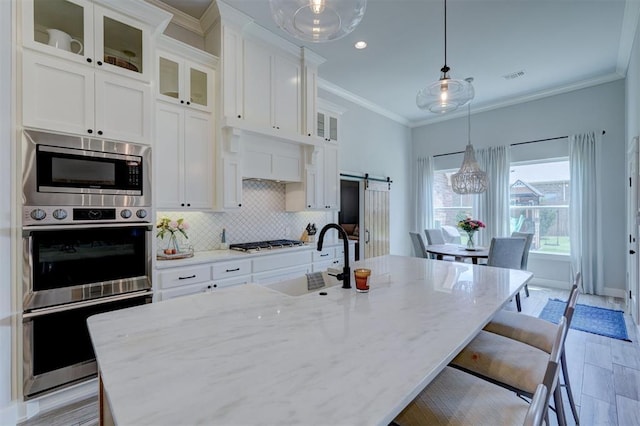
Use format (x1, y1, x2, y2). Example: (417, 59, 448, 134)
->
(416, 0, 474, 113)
(451, 81, 487, 194)
(269, 0, 367, 42)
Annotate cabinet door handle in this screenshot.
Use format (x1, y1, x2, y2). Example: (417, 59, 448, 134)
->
(181, 100, 185, 104)
(320, 253, 329, 257)
(238, 203, 242, 207)
(97, 130, 103, 135)
(86, 58, 92, 63)
(225, 268, 240, 272)
(179, 274, 196, 280)
(366, 229, 370, 244)
(97, 60, 103, 66)
(186, 101, 190, 105)
(237, 114, 241, 119)
(631, 250, 636, 255)
(87, 129, 93, 134)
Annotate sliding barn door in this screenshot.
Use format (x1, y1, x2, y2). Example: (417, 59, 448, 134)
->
(364, 180, 390, 258)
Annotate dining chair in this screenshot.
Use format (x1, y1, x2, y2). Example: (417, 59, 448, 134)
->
(486, 237, 528, 311)
(409, 232, 429, 258)
(440, 225, 462, 244)
(511, 231, 534, 297)
(450, 313, 572, 426)
(393, 318, 567, 426)
(483, 273, 582, 424)
(424, 228, 446, 245)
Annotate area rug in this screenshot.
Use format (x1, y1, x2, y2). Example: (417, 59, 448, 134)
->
(539, 298, 631, 341)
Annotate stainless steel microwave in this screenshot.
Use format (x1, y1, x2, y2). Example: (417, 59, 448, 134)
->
(22, 129, 151, 209)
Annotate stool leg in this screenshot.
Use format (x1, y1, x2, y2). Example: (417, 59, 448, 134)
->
(554, 384, 567, 426)
(561, 352, 580, 424)
(515, 293, 522, 312)
(524, 283, 530, 297)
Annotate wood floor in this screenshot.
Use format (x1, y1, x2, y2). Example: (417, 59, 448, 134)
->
(18, 285, 640, 426)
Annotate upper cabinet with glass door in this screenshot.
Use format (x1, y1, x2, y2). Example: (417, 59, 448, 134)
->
(158, 51, 214, 113)
(22, 0, 156, 82)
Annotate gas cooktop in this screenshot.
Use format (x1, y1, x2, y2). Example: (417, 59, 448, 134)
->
(229, 239, 306, 253)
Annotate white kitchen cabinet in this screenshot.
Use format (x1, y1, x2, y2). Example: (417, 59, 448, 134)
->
(22, 0, 156, 82)
(317, 110, 339, 143)
(23, 50, 151, 144)
(252, 265, 312, 286)
(221, 156, 243, 209)
(285, 143, 339, 211)
(226, 37, 302, 135)
(157, 50, 213, 112)
(243, 138, 303, 182)
(155, 260, 250, 301)
(322, 142, 340, 210)
(155, 101, 214, 210)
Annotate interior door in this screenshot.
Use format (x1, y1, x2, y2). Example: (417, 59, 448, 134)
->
(364, 179, 390, 259)
(628, 136, 639, 325)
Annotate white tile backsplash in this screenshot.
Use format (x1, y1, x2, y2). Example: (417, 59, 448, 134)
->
(157, 180, 336, 251)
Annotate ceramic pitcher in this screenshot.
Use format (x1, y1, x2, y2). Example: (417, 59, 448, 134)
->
(46, 29, 83, 54)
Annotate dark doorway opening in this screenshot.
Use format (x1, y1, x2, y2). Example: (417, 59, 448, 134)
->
(339, 180, 360, 260)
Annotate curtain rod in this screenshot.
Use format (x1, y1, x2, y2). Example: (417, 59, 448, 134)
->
(432, 130, 606, 158)
(340, 173, 393, 184)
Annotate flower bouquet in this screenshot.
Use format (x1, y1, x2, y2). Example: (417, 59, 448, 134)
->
(457, 217, 485, 250)
(156, 216, 193, 259)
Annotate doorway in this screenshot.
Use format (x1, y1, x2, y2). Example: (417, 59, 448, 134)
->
(627, 136, 639, 325)
(339, 180, 360, 260)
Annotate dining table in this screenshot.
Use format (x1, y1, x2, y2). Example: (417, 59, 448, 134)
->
(88, 254, 532, 425)
(426, 243, 490, 264)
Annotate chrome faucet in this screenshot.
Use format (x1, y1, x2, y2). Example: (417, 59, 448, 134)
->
(317, 223, 351, 289)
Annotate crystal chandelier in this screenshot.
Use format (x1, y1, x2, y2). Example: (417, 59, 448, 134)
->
(416, 0, 474, 113)
(269, 0, 367, 43)
(451, 84, 487, 194)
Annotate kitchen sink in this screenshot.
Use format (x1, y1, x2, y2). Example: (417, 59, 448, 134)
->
(263, 272, 343, 297)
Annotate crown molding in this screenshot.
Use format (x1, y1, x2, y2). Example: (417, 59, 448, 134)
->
(617, 0, 640, 75)
(200, 1, 220, 34)
(410, 73, 624, 128)
(157, 35, 219, 66)
(317, 78, 410, 126)
(144, 0, 202, 36)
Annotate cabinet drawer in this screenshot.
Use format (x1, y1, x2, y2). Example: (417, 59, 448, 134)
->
(212, 259, 252, 280)
(252, 251, 312, 273)
(313, 248, 334, 262)
(252, 265, 311, 285)
(212, 275, 251, 289)
(157, 264, 211, 289)
(158, 281, 214, 300)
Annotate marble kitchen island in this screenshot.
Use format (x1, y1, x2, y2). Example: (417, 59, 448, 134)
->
(87, 255, 532, 425)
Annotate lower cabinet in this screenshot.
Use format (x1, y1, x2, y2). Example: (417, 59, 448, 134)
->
(252, 265, 311, 285)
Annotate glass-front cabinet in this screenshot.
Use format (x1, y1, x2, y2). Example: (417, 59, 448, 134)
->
(22, 0, 151, 81)
(317, 110, 339, 143)
(157, 51, 213, 112)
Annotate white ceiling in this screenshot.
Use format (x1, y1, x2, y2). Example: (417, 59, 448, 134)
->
(158, 0, 639, 127)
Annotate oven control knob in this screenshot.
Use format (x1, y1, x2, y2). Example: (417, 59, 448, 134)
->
(120, 209, 132, 219)
(135, 209, 147, 219)
(30, 209, 46, 221)
(52, 209, 68, 220)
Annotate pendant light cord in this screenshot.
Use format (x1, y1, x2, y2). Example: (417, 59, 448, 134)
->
(443, 0, 447, 67)
(467, 102, 471, 145)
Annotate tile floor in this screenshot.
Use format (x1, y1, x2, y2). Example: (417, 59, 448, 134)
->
(18, 285, 640, 426)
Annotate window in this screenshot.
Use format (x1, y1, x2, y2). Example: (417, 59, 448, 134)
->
(432, 168, 474, 244)
(510, 159, 570, 255)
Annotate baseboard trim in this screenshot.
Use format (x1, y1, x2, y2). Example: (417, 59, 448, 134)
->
(530, 278, 626, 299)
(17, 379, 98, 423)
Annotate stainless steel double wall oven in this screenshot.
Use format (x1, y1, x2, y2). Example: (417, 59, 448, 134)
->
(21, 130, 153, 399)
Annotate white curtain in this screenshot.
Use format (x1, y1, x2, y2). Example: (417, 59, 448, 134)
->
(473, 146, 511, 247)
(415, 157, 434, 232)
(569, 131, 603, 294)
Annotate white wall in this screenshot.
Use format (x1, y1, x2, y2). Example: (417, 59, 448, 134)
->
(627, 15, 640, 154)
(318, 89, 413, 256)
(413, 81, 627, 294)
(0, 0, 14, 423)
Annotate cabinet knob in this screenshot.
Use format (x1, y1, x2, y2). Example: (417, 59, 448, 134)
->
(186, 101, 190, 105)
(181, 203, 185, 207)
(86, 58, 92, 63)
(308, 133, 311, 136)
(97, 61, 103, 66)
(237, 115, 241, 119)
(238, 203, 242, 207)
(180, 100, 184, 104)
(213, 284, 217, 288)
(187, 203, 191, 207)
(97, 130, 103, 135)
(87, 129, 93, 134)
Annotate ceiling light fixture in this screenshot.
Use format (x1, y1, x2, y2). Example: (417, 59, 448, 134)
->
(416, 0, 474, 113)
(451, 78, 487, 194)
(354, 41, 367, 49)
(269, 0, 367, 43)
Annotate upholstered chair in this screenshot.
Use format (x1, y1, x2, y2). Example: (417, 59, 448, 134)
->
(409, 232, 429, 258)
(511, 231, 534, 297)
(486, 237, 527, 311)
(424, 228, 446, 245)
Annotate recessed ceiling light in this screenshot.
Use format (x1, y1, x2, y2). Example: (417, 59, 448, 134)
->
(354, 41, 367, 49)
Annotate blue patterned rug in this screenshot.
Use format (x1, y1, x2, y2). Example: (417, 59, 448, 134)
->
(539, 298, 631, 341)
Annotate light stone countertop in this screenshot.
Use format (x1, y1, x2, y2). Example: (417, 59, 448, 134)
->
(155, 240, 355, 269)
(88, 255, 532, 425)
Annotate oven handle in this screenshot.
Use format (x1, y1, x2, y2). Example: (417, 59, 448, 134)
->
(23, 290, 151, 319)
(23, 223, 153, 234)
